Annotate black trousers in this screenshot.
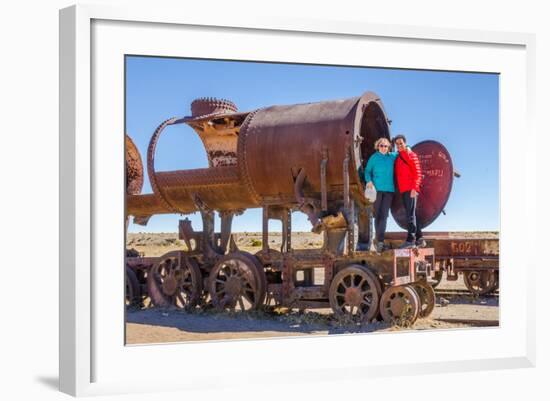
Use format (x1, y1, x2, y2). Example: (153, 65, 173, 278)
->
(373, 191, 393, 242)
(401, 191, 423, 242)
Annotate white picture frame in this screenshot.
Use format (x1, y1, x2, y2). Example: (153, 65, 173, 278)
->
(59, 3, 536, 397)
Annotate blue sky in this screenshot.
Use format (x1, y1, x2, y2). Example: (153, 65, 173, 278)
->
(126, 56, 499, 233)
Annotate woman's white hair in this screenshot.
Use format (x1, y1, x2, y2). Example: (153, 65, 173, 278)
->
(374, 137, 391, 150)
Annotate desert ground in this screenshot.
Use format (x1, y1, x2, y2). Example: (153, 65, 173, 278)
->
(125, 232, 499, 345)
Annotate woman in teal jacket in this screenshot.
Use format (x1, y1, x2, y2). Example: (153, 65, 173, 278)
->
(364, 137, 397, 252)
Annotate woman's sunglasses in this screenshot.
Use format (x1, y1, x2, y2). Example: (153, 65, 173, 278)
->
(379, 144, 389, 148)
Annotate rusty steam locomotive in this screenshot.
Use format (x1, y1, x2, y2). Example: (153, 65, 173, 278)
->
(125, 92, 498, 326)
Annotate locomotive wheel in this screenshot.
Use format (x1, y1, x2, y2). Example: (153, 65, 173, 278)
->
(328, 265, 380, 323)
(412, 281, 436, 318)
(380, 285, 420, 327)
(364, 266, 384, 321)
(147, 251, 203, 309)
(208, 251, 266, 312)
(463, 270, 497, 296)
(125, 265, 141, 308)
(240, 252, 267, 304)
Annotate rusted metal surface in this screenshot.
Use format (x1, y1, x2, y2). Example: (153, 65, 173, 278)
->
(411, 281, 436, 318)
(379, 285, 420, 326)
(239, 95, 386, 206)
(126, 93, 393, 230)
(386, 231, 500, 295)
(384, 231, 499, 265)
(189, 97, 238, 116)
(384, 231, 499, 294)
(463, 270, 498, 296)
(146, 251, 203, 309)
(207, 251, 266, 311)
(328, 264, 380, 322)
(392, 247, 435, 285)
(125, 265, 141, 307)
(156, 166, 240, 188)
(435, 239, 499, 258)
(183, 98, 246, 167)
(125, 134, 143, 195)
(391, 140, 454, 230)
(124, 92, 470, 324)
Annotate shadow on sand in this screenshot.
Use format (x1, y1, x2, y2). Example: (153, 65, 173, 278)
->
(126, 308, 392, 336)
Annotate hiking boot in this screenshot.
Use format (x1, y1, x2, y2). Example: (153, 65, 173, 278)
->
(376, 241, 385, 253)
(415, 238, 427, 248)
(398, 240, 415, 249)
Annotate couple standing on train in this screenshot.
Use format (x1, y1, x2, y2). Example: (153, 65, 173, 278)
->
(364, 134, 426, 253)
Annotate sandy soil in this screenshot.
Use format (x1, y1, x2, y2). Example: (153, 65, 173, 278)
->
(125, 232, 499, 345)
(126, 231, 326, 256)
(125, 278, 499, 345)
(126, 230, 498, 256)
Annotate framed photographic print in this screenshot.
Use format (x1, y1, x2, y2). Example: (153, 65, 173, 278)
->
(59, 3, 536, 397)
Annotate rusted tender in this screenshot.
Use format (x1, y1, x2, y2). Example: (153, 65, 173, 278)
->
(384, 231, 499, 295)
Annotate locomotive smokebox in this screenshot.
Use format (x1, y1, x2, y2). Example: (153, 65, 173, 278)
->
(127, 92, 392, 228)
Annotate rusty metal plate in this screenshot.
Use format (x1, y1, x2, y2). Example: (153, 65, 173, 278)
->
(432, 238, 499, 257)
(391, 140, 454, 229)
(125, 134, 144, 195)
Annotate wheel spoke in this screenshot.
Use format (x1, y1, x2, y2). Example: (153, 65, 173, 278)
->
(229, 297, 237, 311)
(233, 268, 244, 280)
(179, 280, 192, 289)
(361, 289, 373, 298)
(176, 293, 185, 307)
(361, 297, 372, 307)
(357, 277, 367, 289)
(220, 294, 231, 308)
(221, 265, 231, 277)
(242, 291, 255, 305)
(243, 279, 255, 292)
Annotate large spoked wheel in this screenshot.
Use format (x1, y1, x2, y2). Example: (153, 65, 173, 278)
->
(364, 266, 384, 322)
(125, 265, 141, 308)
(147, 251, 203, 309)
(328, 265, 380, 323)
(463, 270, 497, 296)
(208, 251, 266, 312)
(380, 285, 420, 327)
(412, 281, 436, 318)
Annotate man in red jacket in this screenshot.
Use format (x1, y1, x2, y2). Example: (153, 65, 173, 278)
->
(393, 134, 426, 249)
